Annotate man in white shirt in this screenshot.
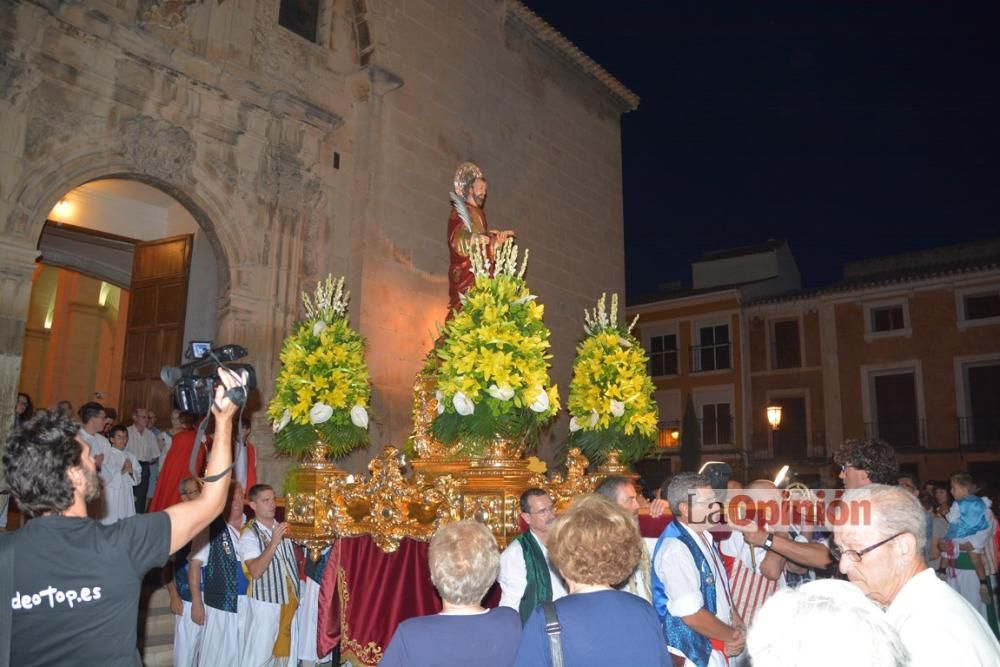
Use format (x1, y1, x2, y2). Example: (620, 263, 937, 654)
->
(835, 484, 1000, 666)
(77, 402, 110, 465)
(652, 472, 745, 667)
(498, 488, 567, 623)
(238, 483, 300, 667)
(127, 406, 160, 513)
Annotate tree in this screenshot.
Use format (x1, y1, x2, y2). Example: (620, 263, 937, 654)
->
(679, 394, 702, 472)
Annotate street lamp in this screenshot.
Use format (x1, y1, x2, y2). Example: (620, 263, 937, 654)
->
(766, 404, 783, 430)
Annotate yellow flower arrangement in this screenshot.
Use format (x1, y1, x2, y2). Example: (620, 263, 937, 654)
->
(432, 241, 560, 454)
(268, 276, 371, 458)
(566, 293, 658, 465)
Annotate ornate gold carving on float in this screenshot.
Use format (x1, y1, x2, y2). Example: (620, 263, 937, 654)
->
(410, 433, 538, 549)
(529, 447, 598, 511)
(285, 442, 346, 561)
(410, 372, 463, 459)
(327, 446, 462, 553)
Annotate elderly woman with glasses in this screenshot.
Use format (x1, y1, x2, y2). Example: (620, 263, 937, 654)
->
(380, 520, 521, 667)
(833, 484, 1000, 665)
(514, 493, 669, 666)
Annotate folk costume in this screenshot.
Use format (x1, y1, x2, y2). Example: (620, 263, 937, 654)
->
(652, 520, 735, 667)
(173, 540, 205, 667)
(297, 546, 334, 665)
(192, 518, 251, 667)
(497, 530, 567, 624)
(238, 518, 301, 667)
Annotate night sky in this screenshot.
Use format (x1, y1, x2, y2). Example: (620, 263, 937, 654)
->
(521, 1, 1000, 299)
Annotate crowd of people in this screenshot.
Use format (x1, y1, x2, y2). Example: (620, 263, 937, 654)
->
(3, 375, 335, 667)
(5, 382, 1000, 667)
(381, 437, 1000, 667)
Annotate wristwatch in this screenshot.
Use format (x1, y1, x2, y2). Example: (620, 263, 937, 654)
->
(762, 532, 775, 552)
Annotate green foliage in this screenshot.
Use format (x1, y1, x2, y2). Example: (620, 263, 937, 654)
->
(431, 402, 539, 456)
(273, 421, 368, 459)
(570, 423, 655, 467)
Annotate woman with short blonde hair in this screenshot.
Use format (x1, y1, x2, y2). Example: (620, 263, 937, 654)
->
(381, 520, 521, 666)
(514, 494, 669, 665)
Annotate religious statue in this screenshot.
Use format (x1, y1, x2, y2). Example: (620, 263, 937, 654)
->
(447, 162, 514, 312)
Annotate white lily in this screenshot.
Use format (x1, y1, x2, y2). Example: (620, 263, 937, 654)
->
(618, 337, 632, 348)
(569, 416, 582, 432)
(529, 387, 550, 413)
(350, 405, 369, 430)
(309, 402, 334, 425)
(588, 409, 600, 428)
(453, 391, 475, 416)
(273, 409, 291, 433)
(435, 390, 445, 415)
(312, 320, 327, 337)
(487, 384, 515, 401)
(610, 399, 625, 417)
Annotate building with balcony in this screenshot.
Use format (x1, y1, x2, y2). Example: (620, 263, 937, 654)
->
(628, 240, 801, 484)
(747, 239, 1000, 485)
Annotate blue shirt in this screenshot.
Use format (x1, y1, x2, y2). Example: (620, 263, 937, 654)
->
(514, 589, 670, 666)
(380, 607, 521, 667)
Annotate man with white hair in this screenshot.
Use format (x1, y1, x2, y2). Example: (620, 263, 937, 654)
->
(595, 475, 653, 601)
(834, 484, 1000, 665)
(747, 579, 909, 667)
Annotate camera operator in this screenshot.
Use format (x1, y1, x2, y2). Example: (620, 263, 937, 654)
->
(1, 368, 245, 667)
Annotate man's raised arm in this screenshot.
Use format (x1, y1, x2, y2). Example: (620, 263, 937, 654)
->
(165, 369, 244, 554)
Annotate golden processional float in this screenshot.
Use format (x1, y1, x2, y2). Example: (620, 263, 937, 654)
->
(279, 164, 660, 558)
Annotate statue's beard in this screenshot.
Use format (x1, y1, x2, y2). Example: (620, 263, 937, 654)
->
(471, 193, 486, 208)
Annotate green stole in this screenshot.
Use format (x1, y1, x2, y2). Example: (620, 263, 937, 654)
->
(515, 530, 553, 624)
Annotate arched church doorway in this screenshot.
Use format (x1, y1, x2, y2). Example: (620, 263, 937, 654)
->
(17, 178, 220, 423)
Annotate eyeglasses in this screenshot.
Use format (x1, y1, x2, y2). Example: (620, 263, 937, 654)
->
(527, 506, 555, 516)
(840, 463, 857, 473)
(831, 532, 904, 563)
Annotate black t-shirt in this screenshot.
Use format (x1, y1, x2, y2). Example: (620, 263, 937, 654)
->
(10, 512, 171, 666)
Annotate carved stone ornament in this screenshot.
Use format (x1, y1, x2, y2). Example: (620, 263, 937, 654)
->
(120, 115, 196, 183)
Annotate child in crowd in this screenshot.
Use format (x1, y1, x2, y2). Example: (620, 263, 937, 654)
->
(941, 473, 992, 600)
(100, 424, 141, 525)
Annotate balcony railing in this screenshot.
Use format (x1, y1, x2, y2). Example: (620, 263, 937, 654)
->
(864, 419, 927, 450)
(656, 420, 681, 448)
(958, 416, 1000, 450)
(689, 342, 731, 372)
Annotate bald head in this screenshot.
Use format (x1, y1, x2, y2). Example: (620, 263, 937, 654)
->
(749, 479, 778, 491)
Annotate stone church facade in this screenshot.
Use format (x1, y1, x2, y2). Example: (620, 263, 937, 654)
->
(0, 0, 637, 480)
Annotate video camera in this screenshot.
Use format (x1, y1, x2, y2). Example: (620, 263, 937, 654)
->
(160, 343, 257, 414)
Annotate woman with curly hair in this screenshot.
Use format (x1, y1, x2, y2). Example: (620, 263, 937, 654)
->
(514, 493, 669, 665)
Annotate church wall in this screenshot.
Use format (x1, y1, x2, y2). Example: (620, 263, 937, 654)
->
(0, 0, 630, 482)
(355, 0, 628, 462)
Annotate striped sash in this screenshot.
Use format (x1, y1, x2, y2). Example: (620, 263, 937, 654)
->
(728, 558, 778, 626)
(245, 520, 299, 605)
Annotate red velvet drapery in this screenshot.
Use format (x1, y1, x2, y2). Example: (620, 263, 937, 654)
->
(315, 515, 672, 665)
(316, 537, 442, 665)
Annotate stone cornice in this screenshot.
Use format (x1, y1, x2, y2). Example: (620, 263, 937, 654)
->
(504, 1, 640, 113)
